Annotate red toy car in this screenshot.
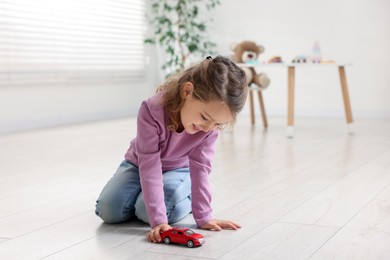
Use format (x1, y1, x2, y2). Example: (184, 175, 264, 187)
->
(161, 227, 205, 248)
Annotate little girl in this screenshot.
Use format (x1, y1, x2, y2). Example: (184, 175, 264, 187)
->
(95, 55, 248, 243)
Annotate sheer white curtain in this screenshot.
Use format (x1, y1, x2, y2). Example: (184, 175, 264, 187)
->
(0, 0, 146, 87)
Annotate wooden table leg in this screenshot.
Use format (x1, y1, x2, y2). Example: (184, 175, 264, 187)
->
(287, 66, 295, 137)
(338, 66, 354, 130)
(257, 90, 268, 128)
(249, 90, 255, 125)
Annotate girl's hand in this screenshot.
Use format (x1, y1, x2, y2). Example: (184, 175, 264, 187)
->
(200, 219, 241, 231)
(147, 223, 172, 243)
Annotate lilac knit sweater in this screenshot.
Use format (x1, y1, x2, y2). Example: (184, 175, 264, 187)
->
(125, 92, 218, 227)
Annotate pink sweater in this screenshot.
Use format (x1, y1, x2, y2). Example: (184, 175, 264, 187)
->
(125, 92, 218, 228)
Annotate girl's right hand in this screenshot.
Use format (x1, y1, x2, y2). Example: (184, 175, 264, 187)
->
(147, 223, 172, 243)
(200, 219, 241, 231)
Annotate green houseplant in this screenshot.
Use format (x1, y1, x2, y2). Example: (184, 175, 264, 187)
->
(145, 0, 220, 77)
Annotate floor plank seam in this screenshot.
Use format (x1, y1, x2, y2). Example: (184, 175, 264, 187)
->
(306, 183, 390, 259)
(213, 139, 361, 213)
(110, 232, 151, 250)
(214, 133, 338, 186)
(370, 184, 390, 204)
(10, 211, 92, 239)
(270, 146, 390, 222)
(217, 221, 276, 259)
(0, 192, 96, 219)
(0, 169, 109, 201)
(145, 250, 217, 260)
(306, 226, 343, 259)
(275, 221, 340, 229)
(39, 235, 96, 259)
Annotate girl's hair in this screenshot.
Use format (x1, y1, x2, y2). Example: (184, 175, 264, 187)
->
(158, 55, 248, 132)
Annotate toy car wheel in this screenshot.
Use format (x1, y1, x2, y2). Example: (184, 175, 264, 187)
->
(163, 237, 171, 245)
(187, 240, 194, 248)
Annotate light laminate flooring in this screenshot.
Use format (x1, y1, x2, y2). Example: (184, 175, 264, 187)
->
(0, 116, 389, 260)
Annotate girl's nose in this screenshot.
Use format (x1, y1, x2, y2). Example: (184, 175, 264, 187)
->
(198, 124, 206, 131)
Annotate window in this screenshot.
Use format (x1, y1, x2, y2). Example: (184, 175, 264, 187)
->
(0, 0, 146, 87)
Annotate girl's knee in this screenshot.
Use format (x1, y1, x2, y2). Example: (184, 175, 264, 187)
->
(95, 197, 134, 224)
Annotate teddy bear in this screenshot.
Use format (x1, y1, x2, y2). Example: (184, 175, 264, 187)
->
(231, 40, 270, 89)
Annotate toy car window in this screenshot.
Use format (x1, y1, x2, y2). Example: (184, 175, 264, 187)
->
(185, 229, 195, 235)
(171, 231, 177, 234)
(178, 232, 183, 235)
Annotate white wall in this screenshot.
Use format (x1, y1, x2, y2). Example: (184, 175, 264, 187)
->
(0, 51, 158, 134)
(0, 82, 154, 133)
(208, 0, 390, 119)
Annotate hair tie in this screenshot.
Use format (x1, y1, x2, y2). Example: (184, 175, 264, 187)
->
(206, 56, 212, 60)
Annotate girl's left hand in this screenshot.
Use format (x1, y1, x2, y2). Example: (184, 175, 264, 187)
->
(200, 219, 241, 231)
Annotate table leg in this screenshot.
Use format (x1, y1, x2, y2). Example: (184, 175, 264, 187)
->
(249, 90, 255, 125)
(257, 90, 268, 128)
(287, 66, 295, 137)
(338, 66, 354, 133)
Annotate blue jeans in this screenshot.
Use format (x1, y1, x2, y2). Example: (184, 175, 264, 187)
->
(95, 160, 192, 225)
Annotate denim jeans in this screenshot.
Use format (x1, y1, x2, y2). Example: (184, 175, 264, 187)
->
(95, 160, 192, 225)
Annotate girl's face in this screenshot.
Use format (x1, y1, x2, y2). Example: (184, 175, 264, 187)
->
(179, 82, 233, 134)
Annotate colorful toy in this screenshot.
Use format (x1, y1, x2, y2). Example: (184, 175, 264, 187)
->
(161, 227, 205, 248)
(231, 40, 271, 89)
(268, 56, 283, 63)
(292, 54, 308, 63)
(291, 41, 323, 63)
(311, 41, 322, 63)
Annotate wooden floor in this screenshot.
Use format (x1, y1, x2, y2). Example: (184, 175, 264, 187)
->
(0, 116, 389, 260)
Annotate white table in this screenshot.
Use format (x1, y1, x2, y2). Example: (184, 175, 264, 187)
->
(237, 63, 354, 137)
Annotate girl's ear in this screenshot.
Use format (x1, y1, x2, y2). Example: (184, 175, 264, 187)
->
(181, 82, 194, 99)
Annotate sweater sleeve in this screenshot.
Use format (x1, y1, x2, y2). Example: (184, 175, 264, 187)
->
(136, 101, 167, 228)
(188, 130, 219, 227)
